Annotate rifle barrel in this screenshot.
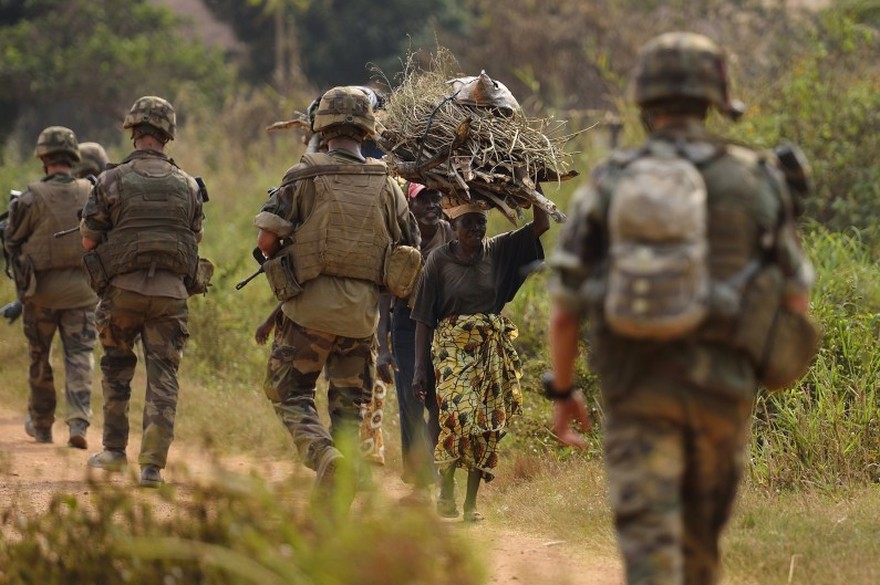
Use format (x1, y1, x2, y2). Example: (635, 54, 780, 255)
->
(53, 226, 80, 238)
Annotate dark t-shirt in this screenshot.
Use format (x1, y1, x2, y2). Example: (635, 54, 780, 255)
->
(410, 224, 544, 327)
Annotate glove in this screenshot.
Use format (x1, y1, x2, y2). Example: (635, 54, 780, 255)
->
(0, 300, 22, 324)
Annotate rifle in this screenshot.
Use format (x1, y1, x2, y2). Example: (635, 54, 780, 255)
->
(53, 209, 84, 238)
(235, 247, 267, 290)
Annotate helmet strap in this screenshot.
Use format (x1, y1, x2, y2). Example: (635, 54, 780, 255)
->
(132, 124, 171, 147)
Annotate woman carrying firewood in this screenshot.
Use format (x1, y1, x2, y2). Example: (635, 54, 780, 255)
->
(410, 200, 549, 522)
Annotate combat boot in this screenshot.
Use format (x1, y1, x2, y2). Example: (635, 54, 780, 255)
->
(24, 417, 53, 444)
(139, 465, 164, 488)
(87, 449, 127, 472)
(67, 419, 88, 450)
(311, 448, 356, 518)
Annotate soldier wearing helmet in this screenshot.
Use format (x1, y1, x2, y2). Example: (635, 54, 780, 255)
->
(254, 85, 419, 512)
(3, 126, 98, 448)
(80, 95, 206, 488)
(545, 32, 816, 584)
(75, 142, 110, 179)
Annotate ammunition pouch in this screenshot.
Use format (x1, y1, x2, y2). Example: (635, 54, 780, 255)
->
(185, 257, 215, 296)
(82, 250, 110, 295)
(732, 265, 820, 391)
(263, 252, 303, 302)
(383, 244, 423, 298)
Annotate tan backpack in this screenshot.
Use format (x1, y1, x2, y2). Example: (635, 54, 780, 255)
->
(604, 154, 710, 340)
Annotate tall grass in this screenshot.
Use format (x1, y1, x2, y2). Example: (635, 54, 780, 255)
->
(750, 225, 880, 489)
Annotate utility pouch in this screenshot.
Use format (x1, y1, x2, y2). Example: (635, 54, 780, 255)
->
(263, 253, 303, 302)
(732, 265, 820, 391)
(383, 244, 423, 298)
(186, 257, 215, 296)
(759, 309, 820, 391)
(82, 250, 110, 294)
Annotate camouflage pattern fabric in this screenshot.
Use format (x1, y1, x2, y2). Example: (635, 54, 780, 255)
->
(632, 32, 731, 113)
(358, 379, 386, 465)
(123, 96, 176, 139)
(432, 313, 522, 481)
(34, 126, 80, 160)
(265, 316, 375, 472)
(603, 391, 753, 585)
(95, 286, 188, 468)
(22, 303, 96, 430)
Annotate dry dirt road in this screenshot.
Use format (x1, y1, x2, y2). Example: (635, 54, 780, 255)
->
(0, 406, 622, 584)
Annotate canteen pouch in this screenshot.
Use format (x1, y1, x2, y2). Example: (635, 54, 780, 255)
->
(759, 308, 820, 391)
(82, 250, 110, 295)
(263, 253, 303, 302)
(186, 257, 215, 296)
(732, 265, 820, 391)
(383, 244, 423, 298)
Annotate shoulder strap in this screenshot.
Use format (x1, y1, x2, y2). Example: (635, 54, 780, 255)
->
(280, 164, 387, 189)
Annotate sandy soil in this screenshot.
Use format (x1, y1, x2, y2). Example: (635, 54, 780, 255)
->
(0, 406, 622, 584)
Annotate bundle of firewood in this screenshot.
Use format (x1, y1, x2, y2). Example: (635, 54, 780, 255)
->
(377, 51, 580, 223)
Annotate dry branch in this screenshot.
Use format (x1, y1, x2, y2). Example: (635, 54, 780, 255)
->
(377, 49, 583, 223)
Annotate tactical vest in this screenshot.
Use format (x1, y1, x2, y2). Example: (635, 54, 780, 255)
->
(97, 163, 198, 279)
(282, 152, 393, 285)
(21, 177, 91, 271)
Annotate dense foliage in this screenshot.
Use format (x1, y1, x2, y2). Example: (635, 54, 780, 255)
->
(0, 0, 232, 152)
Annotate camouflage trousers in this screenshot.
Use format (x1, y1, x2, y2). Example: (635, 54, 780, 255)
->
(22, 303, 97, 430)
(96, 287, 189, 468)
(265, 316, 376, 473)
(603, 390, 753, 585)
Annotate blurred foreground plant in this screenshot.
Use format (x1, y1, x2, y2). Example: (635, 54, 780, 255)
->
(0, 467, 484, 585)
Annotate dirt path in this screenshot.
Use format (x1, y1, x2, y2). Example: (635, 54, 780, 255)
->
(0, 407, 622, 584)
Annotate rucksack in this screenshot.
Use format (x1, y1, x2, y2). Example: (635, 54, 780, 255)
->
(604, 152, 710, 340)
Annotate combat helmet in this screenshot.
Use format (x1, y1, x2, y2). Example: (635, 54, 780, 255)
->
(76, 142, 110, 177)
(312, 86, 376, 140)
(123, 95, 176, 141)
(632, 32, 743, 119)
(34, 126, 81, 162)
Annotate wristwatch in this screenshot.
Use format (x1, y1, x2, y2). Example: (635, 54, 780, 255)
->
(541, 372, 576, 401)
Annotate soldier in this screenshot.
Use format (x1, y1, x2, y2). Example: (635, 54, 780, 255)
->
(75, 141, 110, 179)
(80, 96, 205, 488)
(545, 33, 816, 584)
(255, 86, 419, 510)
(4, 126, 98, 448)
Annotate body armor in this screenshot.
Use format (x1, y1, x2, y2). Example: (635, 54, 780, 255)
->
(21, 178, 91, 271)
(283, 152, 392, 286)
(97, 163, 198, 279)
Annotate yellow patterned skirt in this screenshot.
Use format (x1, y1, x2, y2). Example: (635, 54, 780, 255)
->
(433, 313, 522, 481)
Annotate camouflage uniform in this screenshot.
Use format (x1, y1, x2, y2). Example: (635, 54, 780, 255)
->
(548, 34, 814, 585)
(80, 96, 204, 473)
(255, 86, 419, 479)
(4, 126, 98, 445)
